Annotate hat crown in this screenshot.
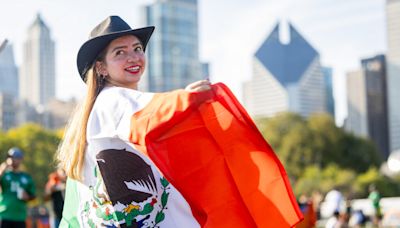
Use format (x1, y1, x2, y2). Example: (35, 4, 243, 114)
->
(77, 16, 154, 79)
(8, 147, 23, 158)
(89, 16, 132, 39)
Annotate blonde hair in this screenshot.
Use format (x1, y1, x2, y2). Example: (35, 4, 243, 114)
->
(57, 58, 106, 181)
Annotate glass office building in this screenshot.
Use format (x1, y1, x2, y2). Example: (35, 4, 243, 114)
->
(243, 22, 327, 118)
(20, 14, 55, 106)
(145, 0, 204, 92)
(386, 0, 400, 154)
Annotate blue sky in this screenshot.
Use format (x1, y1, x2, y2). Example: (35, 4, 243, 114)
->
(0, 0, 386, 125)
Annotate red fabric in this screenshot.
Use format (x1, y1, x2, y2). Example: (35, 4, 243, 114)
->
(130, 83, 303, 227)
(296, 202, 316, 228)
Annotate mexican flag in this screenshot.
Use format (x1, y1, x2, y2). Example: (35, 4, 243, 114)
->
(61, 83, 303, 228)
(129, 83, 303, 227)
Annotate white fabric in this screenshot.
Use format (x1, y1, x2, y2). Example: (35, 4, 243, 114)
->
(324, 189, 343, 216)
(325, 216, 338, 228)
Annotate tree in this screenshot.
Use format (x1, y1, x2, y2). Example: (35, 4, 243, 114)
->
(354, 167, 400, 198)
(294, 164, 356, 197)
(4, 123, 61, 199)
(255, 112, 382, 180)
(338, 133, 382, 173)
(0, 131, 14, 161)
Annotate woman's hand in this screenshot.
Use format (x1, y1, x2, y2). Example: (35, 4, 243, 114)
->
(185, 80, 211, 92)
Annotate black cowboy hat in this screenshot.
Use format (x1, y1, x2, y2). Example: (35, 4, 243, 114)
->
(77, 16, 155, 81)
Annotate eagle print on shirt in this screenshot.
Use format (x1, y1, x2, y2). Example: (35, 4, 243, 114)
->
(81, 149, 170, 228)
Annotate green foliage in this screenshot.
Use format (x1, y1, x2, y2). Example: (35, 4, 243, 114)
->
(0, 123, 61, 201)
(338, 133, 382, 173)
(0, 131, 14, 161)
(354, 168, 400, 198)
(256, 112, 382, 179)
(294, 164, 356, 197)
(307, 114, 343, 168)
(255, 112, 396, 197)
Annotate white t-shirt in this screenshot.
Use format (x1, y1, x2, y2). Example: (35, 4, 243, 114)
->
(72, 86, 199, 228)
(324, 189, 343, 216)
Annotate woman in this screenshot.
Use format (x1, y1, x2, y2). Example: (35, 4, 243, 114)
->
(57, 16, 209, 227)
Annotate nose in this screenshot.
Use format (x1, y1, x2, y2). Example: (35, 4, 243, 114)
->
(127, 50, 140, 62)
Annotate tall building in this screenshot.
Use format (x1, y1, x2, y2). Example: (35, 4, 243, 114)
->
(322, 66, 335, 117)
(243, 22, 326, 118)
(386, 0, 400, 155)
(0, 39, 19, 98)
(345, 55, 390, 159)
(0, 93, 16, 131)
(19, 14, 55, 106)
(0, 40, 18, 130)
(145, 0, 206, 92)
(346, 70, 368, 136)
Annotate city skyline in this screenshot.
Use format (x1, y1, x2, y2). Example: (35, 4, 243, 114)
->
(0, 0, 386, 125)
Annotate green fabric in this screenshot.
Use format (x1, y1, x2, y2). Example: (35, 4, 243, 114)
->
(368, 190, 382, 216)
(60, 178, 81, 227)
(368, 191, 381, 208)
(0, 170, 35, 221)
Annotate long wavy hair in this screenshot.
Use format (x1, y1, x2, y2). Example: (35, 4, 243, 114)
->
(57, 52, 107, 182)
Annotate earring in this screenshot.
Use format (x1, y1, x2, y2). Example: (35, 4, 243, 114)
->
(98, 74, 106, 85)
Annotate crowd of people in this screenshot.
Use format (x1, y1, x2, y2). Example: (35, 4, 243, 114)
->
(296, 187, 385, 228)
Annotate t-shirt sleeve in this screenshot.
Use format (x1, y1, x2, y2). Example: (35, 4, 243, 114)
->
(87, 88, 153, 142)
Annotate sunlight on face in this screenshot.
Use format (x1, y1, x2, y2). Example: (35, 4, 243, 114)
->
(101, 35, 146, 90)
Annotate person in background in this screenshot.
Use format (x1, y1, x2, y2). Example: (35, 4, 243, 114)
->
(0, 147, 36, 228)
(324, 188, 343, 217)
(325, 210, 340, 228)
(296, 194, 317, 228)
(368, 184, 382, 226)
(44, 168, 66, 228)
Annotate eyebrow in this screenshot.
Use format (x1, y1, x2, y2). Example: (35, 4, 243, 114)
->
(111, 42, 143, 53)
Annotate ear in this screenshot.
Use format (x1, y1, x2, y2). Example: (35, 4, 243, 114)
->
(95, 61, 108, 76)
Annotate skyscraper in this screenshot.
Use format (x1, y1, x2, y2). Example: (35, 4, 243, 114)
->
(322, 66, 335, 117)
(0, 40, 19, 98)
(386, 0, 400, 154)
(19, 14, 55, 106)
(363, 55, 390, 159)
(346, 55, 389, 159)
(0, 93, 16, 130)
(243, 22, 326, 118)
(0, 40, 18, 130)
(145, 0, 206, 92)
(346, 69, 368, 137)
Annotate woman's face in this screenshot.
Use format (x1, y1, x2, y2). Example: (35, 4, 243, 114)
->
(97, 35, 146, 90)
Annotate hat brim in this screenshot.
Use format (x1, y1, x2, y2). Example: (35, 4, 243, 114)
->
(77, 26, 155, 81)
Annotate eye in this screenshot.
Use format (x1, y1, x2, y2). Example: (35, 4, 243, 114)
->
(115, 50, 125, 56)
(134, 46, 143, 52)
